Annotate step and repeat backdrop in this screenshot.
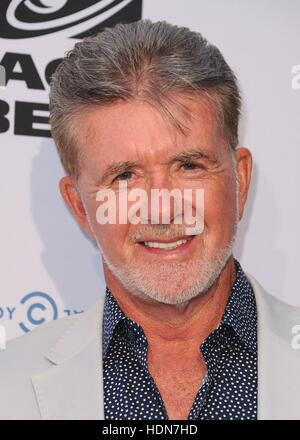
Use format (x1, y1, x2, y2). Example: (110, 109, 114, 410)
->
(0, 0, 299, 341)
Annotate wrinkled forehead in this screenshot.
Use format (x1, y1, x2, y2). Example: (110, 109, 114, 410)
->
(73, 94, 230, 175)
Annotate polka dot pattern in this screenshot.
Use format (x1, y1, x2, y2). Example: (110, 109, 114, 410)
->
(103, 259, 257, 420)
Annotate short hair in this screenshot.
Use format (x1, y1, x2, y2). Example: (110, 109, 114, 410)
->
(50, 19, 241, 181)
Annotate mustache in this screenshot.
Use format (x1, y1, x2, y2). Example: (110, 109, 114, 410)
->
(128, 224, 198, 242)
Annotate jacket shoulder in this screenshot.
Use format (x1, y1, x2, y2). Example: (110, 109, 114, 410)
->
(246, 272, 300, 344)
(0, 313, 81, 419)
(1, 313, 80, 360)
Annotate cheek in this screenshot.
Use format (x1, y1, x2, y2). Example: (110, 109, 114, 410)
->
(94, 222, 127, 247)
(203, 179, 237, 232)
(92, 218, 132, 262)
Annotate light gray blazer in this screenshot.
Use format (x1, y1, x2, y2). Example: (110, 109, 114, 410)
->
(1, 273, 300, 420)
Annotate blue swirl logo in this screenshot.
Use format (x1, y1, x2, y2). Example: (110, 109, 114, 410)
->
(18, 291, 58, 333)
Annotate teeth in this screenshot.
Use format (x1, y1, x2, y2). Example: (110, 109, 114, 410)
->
(143, 237, 192, 250)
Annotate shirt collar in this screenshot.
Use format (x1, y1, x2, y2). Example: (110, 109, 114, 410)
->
(103, 287, 126, 358)
(219, 259, 257, 354)
(103, 259, 257, 358)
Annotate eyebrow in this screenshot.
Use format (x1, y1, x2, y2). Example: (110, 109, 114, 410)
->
(97, 149, 216, 185)
(99, 160, 138, 184)
(169, 149, 217, 163)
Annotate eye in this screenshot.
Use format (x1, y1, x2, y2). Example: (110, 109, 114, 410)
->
(181, 162, 199, 170)
(114, 171, 133, 181)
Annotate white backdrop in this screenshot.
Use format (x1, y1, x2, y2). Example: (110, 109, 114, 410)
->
(1, 0, 299, 341)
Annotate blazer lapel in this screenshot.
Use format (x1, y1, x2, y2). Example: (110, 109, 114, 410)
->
(31, 297, 105, 420)
(247, 273, 300, 420)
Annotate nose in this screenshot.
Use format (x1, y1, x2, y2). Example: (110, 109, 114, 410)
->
(142, 173, 183, 225)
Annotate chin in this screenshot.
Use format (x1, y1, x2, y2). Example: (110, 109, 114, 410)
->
(101, 243, 234, 306)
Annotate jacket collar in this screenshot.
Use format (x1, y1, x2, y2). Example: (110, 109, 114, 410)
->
(247, 272, 300, 420)
(31, 297, 105, 420)
(45, 299, 103, 365)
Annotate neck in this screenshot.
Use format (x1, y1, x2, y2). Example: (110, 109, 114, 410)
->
(103, 256, 236, 346)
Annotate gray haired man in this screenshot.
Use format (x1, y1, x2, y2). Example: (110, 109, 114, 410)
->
(1, 20, 300, 420)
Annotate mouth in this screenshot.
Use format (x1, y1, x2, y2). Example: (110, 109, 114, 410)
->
(138, 235, 195, 251)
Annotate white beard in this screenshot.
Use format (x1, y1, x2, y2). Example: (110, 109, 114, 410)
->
(100, 221, 238, 305)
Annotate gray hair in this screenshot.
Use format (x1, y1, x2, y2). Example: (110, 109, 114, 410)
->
(50, 19, 241, 180)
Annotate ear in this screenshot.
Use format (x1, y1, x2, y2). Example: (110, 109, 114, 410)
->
(59, 176, 95, 240)
(235, 148, 252, 221)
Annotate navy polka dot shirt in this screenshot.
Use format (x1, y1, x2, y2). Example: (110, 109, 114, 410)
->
(103, 259, 257, 420)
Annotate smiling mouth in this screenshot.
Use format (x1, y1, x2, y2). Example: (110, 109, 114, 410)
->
(138, 236, 195, 250)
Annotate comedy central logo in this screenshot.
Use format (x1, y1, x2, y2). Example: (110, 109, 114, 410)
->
(95, 182, 205, 236)
(0, 0, 142, 39)
(18, 291, 58, 333)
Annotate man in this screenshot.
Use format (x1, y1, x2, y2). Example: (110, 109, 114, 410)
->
(1, 19, 300, 420)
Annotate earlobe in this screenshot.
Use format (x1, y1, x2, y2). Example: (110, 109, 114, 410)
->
(59, 176, 95, 239)
(235, 148, 252, 220)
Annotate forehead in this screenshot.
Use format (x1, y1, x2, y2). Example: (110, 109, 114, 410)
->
(75, 95, 226, 171)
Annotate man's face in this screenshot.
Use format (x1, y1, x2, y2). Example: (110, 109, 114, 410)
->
(62, 95, 250, 304)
